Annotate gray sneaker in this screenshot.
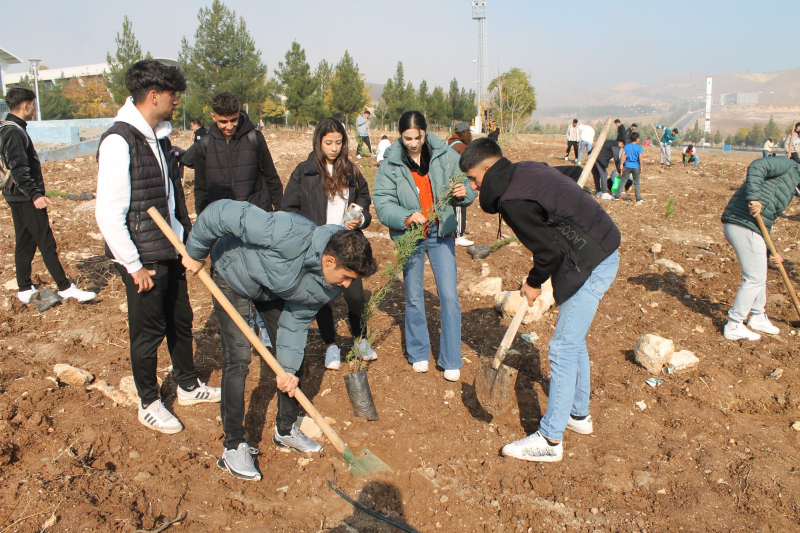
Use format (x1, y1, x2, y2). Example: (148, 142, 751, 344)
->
(217, 443, 261, 481)
(273, 424, 323, 453)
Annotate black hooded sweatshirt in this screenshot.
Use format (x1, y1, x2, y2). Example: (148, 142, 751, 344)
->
(480, 157, 620, 304)
(193, 111, 283, 214)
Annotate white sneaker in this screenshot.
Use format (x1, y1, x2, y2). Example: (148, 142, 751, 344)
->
(454, 237, 474, 247)
(17, 286, 38, 304)
(599, 193, 613, 200)
(566, 414, 594, 434)
(138, 400, 183, 434)
(177, 380, 221, 406)
(443, 369, 461, 382)
(325, 345, 341, 370)
(356, 338, 377, 361)
(57, 283, 96, 302)
(356, 155, 362, 160)
(412, 361, 429, 373)
(723, 321, 761, 341)
(747, 314, 780, 335)
(564, 157, 569, 161)
(501, 431, 563, 462)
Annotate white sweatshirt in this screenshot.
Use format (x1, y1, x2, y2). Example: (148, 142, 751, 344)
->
(95, 98, 184, 274)
(579, 124, 595, 143)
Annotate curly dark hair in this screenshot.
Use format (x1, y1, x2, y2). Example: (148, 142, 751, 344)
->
(211, 92, 240, 116)
(324, 230, 377, 278)
(125, 60, 186, 103)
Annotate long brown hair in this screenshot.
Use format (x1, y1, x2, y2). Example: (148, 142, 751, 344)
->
(313, 118, 353, 199)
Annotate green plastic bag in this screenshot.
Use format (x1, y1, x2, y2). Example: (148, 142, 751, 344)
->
(610, 172, 621, 195)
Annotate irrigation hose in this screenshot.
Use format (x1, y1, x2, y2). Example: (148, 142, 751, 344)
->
(327, 481, 421, 533)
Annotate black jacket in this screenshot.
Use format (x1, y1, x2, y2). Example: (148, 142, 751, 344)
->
(616, 124, 625, 142)
(97, 122, 192, 263)
(193, 111, 283, 214)
(283, 152, 372, 228)
(192, 126, 208, 144)
(1, 113, 45, 202)
(480, 157, 620, 304)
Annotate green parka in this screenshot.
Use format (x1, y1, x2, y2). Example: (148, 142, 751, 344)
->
(372, 132, 476, 241)
(721, 157, 800, 234)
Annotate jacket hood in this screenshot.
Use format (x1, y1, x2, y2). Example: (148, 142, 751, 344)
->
(479, 157, 515, 214)
(114, 97, 173, 141)
(209, 110, 255, 141)
(383, 131, 449, 166)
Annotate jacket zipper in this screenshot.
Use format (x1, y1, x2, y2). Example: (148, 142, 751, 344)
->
(227, 140, 235, 191)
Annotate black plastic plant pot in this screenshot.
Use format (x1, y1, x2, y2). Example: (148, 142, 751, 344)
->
(343, 370, 379, 420)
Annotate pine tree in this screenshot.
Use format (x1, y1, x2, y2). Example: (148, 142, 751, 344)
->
(328, 51, 368, 126)
(427, 86, 449, 127)
(180, 0, 269, 122)
(764, 115, 782, 142)
(417, 80, 429, 116)
(106, 16, 151, 106)
(275, 41, 318, 130)
(713, 129, 723, 144)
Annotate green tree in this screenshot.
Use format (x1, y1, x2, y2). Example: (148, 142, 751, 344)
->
(328, 51, 368, 126)
(734, 127, 750, 148)
(713, 129, 723, 144)
(764, 115, 782, 142)
(724, 134, 734, 146)
(487, 68, 537, 134)
(275, 41, 318, 129)
(106, 16, 152, 106)
(180, 0, 269, 122)
(16, 75, 74, 120)
(427, 86, 449, 127)
(747, 123, 765, 148)
(417, 80, 429, 116)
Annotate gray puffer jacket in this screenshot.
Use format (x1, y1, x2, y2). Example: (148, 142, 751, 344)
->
(185, 200, 345, 373)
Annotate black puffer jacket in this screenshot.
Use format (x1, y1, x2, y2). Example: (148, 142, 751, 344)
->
(1, 113, 45, 202)
(481, 157, 620, 304)
(282, 152, 372, 228)
(193, 111, 283, 214)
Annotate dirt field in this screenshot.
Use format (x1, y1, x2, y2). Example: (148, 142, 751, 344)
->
(1, 130, 799, 533)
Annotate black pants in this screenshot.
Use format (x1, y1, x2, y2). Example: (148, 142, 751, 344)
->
(316, 277, 366, 345)
(453, 205, 467, 237)
(591, 162, 609, 194)
(7, 200, 69, 291)
(212, 271, 300, 445)
(361, 136, 372, 153)
(564, 140, 578, 159)
(116, 259, 197, 406)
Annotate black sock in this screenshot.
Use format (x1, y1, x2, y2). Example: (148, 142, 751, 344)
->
(571, 414, 588, 421)
(141, 400, 155, 410)
(544, 437, 560, 446)
(181, 382, 198, 392)
(277, 427, 292, 437)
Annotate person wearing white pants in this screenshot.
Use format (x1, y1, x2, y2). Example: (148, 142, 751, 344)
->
(720, 157, 800, 341)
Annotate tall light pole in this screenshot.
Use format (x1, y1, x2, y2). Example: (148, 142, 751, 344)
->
(472, 1, 487, 132)
(28, 59, 42, 121)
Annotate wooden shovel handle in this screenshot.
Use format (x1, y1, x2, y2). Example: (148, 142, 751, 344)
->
(577, 118, 614, 189)
(492, 298, 529, 370)
(754, 213, 800, 320)
(146, 207, 349, 454)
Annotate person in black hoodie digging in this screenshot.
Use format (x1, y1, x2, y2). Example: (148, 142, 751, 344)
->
(459, 138, 621, 463)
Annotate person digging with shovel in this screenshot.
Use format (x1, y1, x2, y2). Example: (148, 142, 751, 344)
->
(459, 138, 621, 463)
(182, 200, 377, 481)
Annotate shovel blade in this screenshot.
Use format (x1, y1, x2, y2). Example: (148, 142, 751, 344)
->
(475, 358, 519, 416)
(342, 447, 392, 476)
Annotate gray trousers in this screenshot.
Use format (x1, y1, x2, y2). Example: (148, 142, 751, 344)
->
(723, 223, 767, 323)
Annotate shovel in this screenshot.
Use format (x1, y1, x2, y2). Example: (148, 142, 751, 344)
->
(146, 207, 391, 476)
(475, 298, 528, 415)
(755, 213, 800, 322)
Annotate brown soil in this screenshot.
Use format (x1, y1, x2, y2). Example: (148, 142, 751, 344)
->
(1, 131, 799, 533)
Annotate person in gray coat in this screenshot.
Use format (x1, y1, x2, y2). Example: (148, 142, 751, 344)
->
(356, 110, 371, 156)
(183, 200, 377, 481)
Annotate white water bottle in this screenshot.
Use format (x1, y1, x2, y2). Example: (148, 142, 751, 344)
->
(344, 204, 363, 224)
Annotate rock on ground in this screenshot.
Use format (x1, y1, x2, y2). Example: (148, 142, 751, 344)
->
(495, 279, 555, 325)
(88, 380, 138, 407)
(634, 334, 675, 374)
(468, 277, 502, 297)
(667, 350, 699, 372)
(655, 258, 685, 275)
(53, 364, 94, 387)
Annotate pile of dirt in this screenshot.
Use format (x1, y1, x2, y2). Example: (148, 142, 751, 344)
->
(0, 131, 798, 532)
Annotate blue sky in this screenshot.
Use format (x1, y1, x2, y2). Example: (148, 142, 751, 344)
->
(3, 0, 794, 107)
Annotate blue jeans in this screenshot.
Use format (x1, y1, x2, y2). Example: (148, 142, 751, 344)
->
(538, 251, 619, 441)
(577, 140, 592, 164)
(402, 223, 462, 370)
